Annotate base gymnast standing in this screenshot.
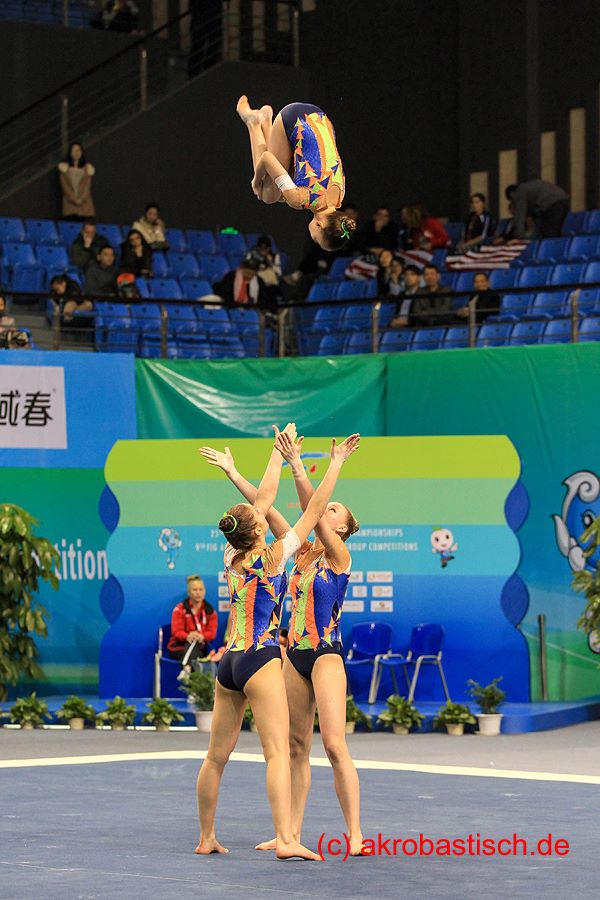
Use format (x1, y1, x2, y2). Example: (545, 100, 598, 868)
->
(201, 431, 366, 856)
(195, 425, 360, 859)
(236, 95, 356, 251)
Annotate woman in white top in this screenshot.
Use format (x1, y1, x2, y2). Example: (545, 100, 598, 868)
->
(58, 142, 95, 221)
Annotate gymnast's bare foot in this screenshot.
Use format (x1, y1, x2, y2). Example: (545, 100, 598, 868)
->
(276, 839, 320, 861)
(259, 104, 273, 122)
(195, 836, 229, 854)
(349, 832, 369, 856)
(255, 837, 276, 851)
(236, 95, 262, 126)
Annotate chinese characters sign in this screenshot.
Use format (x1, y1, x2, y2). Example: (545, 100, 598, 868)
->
(0, 365, 67, 449)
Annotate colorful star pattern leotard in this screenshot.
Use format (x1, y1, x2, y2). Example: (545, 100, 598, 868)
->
(281, 102, 345, 211)
(288, 543, 351, 650)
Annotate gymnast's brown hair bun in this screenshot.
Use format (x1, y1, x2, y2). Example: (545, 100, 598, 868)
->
(319, 212, 357, 251)
(219, 503, 258, 550)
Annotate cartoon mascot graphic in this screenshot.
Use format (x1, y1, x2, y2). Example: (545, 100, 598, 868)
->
(158, 527, 182, 570)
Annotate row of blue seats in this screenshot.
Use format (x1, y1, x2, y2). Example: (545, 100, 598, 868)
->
(444, 209, 600, 245)
(312, 316, 600, 356)
(0, 2, 90, 28)
(0, 218, 268, 256)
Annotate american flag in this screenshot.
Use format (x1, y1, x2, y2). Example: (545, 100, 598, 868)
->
(445, 243, 529, 270)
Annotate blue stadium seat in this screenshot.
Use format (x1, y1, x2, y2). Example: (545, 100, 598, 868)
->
(209, 336, 246, 359)
(517, 265, 551, 289)
(342, 303, 373, 331)
(134, 278, 150, 299)
(11, 265, 44, 293)
(439, 271, 457, 290)
(362, 279, 378, 299)
(345, 332, 373, 354)
(167, 252, 202, 278)
(549, 263, 585, 286)
(99, 304, 139, 354)
(200, 255, 230, 283)
(228, 307, 274, 356)
(564, 287, 600, 316)
(379, 303, 397, 328)
(583, 261, 600, 283)
(379, 329, 412, 352)
(562, 211, 587, 236)
(444, 221, 463, 245)
(328, 257, 353, 279)
(524, 291, 568, 319)
(179, 277, 214, 300)
(151, 252, 171, 278)
(317, 333, 346, 355)
(452, 271, 476, 294)
(227, 252, 245, 270)
(540, 318, 573, 344)
(3, 242, 36, 266)
(165, 305, 202, 336)
(139, 334, 178, 359)
(496, 292, 532, 320)
(567, 235, 600, 261)
(311, 306, 347, 334)
(512, 241, 539, 266)
(0, 217, 25, 242)
(195, 305, 233, 338)
(165, 228, 189, 252)
(475, 322, 513, 347)
(186, 230, 217, 255)
(307, 281, 339, 302)
(410, 327, 446, 351)
(146, 278, 182, 300)
(430, 249, 448, 269)
(96, 224, 123, 246)
(535, 237, 570, 263)
(130, 303, 163, 334)
(578, 316, 600, 342)
(176, 335, 212, 359)
(489, 269, 519, 291)
(36, 245, 70, 270)
(25, 219, 59, 245)
(443, 326, 470, 349)
(585, 210, 600, 234)
(508, 320, 545, 345)
(58, 220, 83, 246)
(336, 280, 365, 301)
(217, 232, 247, 255)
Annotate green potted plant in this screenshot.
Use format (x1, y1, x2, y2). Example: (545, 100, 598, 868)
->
(467, 677, 506, 735)
(345, 695, 372, 733)
(0, 504, 59, 702)
(433, 701, 476, 736)
(573, 514, 600, 650)
(180, 670, 215, 732)
(9, 692, 49, 730)
(97, 696, 136, 731)
(243, 704, 258, 733)
(55, 696, 96, 730)
(377, 694, 424, 734)
(142, 699, 184, 732)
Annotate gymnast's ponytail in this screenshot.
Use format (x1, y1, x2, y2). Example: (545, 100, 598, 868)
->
(219, 503, 257, 550)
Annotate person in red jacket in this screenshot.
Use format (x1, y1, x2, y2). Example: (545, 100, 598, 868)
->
(167, 575, 218, 662)
(401, 205, 449, 251)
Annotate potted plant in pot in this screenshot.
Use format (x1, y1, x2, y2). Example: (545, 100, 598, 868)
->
(180, 670, 215, 732)
(97, 696, 136, 731)
(243, 705, 258, 733)
(56, 696, 96, 730)
(9, 692, 49, 730)
(142, 699, 184, 732)
(377, 695, 424, 734)
(467, 677, 506, 736)
(345, 695, 372, 733)
(433, 701, 476, 736)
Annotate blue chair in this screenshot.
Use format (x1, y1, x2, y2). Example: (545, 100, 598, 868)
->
(195, 305, 233, 338)
(410, 327, 446, 351)
(11, 265, 44, 293)
(496, 292, 532, 320)
(147, 278, 182, 300)
(540, 318, 573, 344)
(58, 220, 83, 246)
(508, 319, 545, 345)
(345, 623, 393, 702)
(0, 217, 25, 242)
(229, 307, 274, 357)
(378, 303, 397, 328)
(345, 331, 373, 354)
(186, 229, 217, 255)
(218, 232, 247, 255)
(3, 242, 36, 266)
(549, 263, 585, 286)
(567, 235, 600, 261)
(489, 269, 519, 291)
(328, 257, 353, 279)
(209, 333, 246, 358)
(25, 218, 59, 245)
(165, 228, 189, 252)
(176, 335, 212, 359)
(439, 271, 457, 291)
(380, 329, 412, 352)
(180, 278, 213, 300)
(167, 252, 202, 278)
(317, 333, 346, 355)
(336, 280, 365, 301)
(452, 271, 476, 294)
(443, 326, 470, 349)
(583, 261, 600, 284)
(227, 252, 245, 270)
(307, 280, 338, 302)
(444, 221, 463, 245)
(130, 303, 163, 335)
(373, 624, 450, 704)
(201, 255, 230, 283)
(512, 240, 539, 266)
(565, 288, 600, 316)
(431, 248, 448, 269)
(476, 321, 513, 347)
(362, 279, 378, 299)
(585, 210, 600, 234)
(342, 303, 373, 331)
(36, 244, 70, 271)
(139, 334, 179, 359)
(311, 305, 347, 334)
(578, 316, 600, 342)
(151, 252, 171, 278)
(96, 223, 123, 246)
(562, 211, 587, 236)
(168, 304, 203, 336)
(517, 265, 551, 289)
(534, 237, 569, 263)
(102, 304, 138, 354)
(524, 291, 568, 319)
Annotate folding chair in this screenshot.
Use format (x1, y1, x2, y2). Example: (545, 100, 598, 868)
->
(371, 623, 450, 704)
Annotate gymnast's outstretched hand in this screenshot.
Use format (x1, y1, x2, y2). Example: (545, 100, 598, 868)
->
(199, 445, 235, 476)
(331, 433, 361, 464)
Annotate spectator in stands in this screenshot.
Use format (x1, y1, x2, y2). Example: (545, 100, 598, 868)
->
(359, 207, 399, 253)
(411, 263, 453, 326)
(247, 235, 282, 308)
(506, 180, 570, 239)
(401, 206, 449, 252)
(69, 219, 109, 270)
(167, 575, 218, 664)
(58, 142, 96, 221)
(132, 203, 169, 250)
(390, 264, 421, 327)
(0, 294, 29, 348)
(50, 274, 93, 324)
(377, 251, 405, 297)
(92, 0, 139, 32)
(117, 272, 142, 302)
(457, 194, 495, 252)
(454, 272, 501, 324)
(213, 256, 266, 306)
(120, 229, 153, 279)
(84, 246, 118, 297)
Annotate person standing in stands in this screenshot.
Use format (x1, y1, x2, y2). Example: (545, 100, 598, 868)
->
(132, 203, 169, 251)
(168, 575, 218, 664)
(58, 142, 96, 222)
(506, 180, 570, 239)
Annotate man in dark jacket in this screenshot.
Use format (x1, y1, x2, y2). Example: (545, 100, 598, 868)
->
(69, 219, 109, 270)
(410, 264, 453, 326)
(213, 257, 267, 306)
(84, 246, 118, 297)
(506, 180, 570, 239)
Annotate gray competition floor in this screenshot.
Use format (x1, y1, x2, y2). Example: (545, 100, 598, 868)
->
(2, 725, 600, 899)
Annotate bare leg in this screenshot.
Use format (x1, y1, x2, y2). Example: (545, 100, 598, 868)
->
(195, 680, 246, 854)
(312, 655, 364, 855)
(259, 105, 274, 144)
(256, 657, 315, 850)
(245, 657, 319, 860)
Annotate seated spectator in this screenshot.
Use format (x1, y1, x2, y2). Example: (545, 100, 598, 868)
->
(92, 0, 139, 32)
(247, 235, 282, 307)
(132, 203, 169, 250)
(377, 251, 405, 297)
(120, 229, 153, 279)
(167, 575, 218, 664)
(84, 246, 118, 297)
(69, 219, 109, 270)
(390, 264, 421, 327)
(455, 272, 500, 324)
(401, 205, 449, 252)
(0, 294, 29, 348)
(410, 263, 453, 326)
(457, 193, 495, 252)
(58, 142, 96, 222)
(117, 272, 142, 302)
(50, 274, 92, 324)
(213, 256, 266, 306)
(358, 206, 399, 253)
